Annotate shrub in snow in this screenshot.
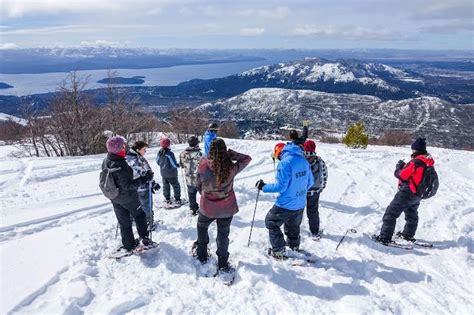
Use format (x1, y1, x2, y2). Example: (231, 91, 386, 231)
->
(342, 121, 369, 149)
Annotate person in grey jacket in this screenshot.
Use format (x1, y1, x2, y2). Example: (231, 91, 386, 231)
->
(303, 140, 328, 238)
(126, 141, 160, 228)
(156, 137, 182, 206)
(179, 136, 202, 215)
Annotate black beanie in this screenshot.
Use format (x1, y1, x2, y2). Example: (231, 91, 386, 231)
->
(411, 138, 427, 153)
(188, 136, 199, 147)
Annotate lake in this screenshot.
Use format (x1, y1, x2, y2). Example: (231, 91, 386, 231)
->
(0, 60, 270, 96)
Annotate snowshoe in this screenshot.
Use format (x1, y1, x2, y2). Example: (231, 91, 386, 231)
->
(370, 234, 413, 250)
(215, 265, 236, 286)
(395, 231, 416, 242)
(395, 232, 433, 248)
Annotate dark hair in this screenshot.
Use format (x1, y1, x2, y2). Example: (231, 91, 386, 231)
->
(132, 141, 148, 151)
(289, 130, 299, 141)
(209, 138, 232, 185)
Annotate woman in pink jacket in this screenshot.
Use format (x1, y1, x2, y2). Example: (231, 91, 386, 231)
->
(194, 138, 251, 272)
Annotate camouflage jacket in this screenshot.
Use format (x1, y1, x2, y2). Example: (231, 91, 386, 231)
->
(179, 146, 203, 187)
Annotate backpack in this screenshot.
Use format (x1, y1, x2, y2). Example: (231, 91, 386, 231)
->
(99, 166, 121, 200)
(412, 159, 439, 199)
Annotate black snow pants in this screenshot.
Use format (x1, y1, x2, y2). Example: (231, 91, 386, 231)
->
(380, 190, 421, 240)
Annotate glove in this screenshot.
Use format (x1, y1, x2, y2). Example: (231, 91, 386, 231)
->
(255, 179, 266, 191)
(396, 160, 405, 170)
(151, 181, 161, 193)
(144, 170, 154, 182)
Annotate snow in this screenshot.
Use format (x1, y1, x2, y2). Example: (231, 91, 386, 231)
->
(0, 141, 473, 314)
(305, 63, 356, 83)
(0, 113, 27, 126)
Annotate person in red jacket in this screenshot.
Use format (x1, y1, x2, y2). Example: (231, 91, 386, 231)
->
(194, 138, 251, 271)
(374, 138, 435, 244)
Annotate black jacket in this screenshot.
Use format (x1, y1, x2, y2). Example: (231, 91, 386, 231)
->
(102, 153, 141, 204)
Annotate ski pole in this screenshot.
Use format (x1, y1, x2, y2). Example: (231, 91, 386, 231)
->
(335, 228, 357, 251)
(181, 168, 188, 198)
(247, 190, 260, 247)
(148, 181, 153, 242)
(114, 223, 119, 240)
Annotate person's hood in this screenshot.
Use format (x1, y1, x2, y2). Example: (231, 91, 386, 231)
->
(107, 152, 125, 161)
(127, 148, 139, 157)
(415, 154, 435, 167)
(280, 142, 304, 159)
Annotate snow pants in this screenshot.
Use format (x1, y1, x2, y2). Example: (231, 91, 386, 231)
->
(112, 198, 149, 250)
(265, 205, 304, 252)
(306, 191, 320, 234)
(196, 213, 232, 268)
(162, 176, 181, 201)
(380, 190, 421, 240)
(187, 185, 199, 211)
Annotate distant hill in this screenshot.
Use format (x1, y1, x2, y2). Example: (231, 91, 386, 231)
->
(97, 76, 145, 85)
(197, 88, 474, 150)
(0, 82, 13, 89)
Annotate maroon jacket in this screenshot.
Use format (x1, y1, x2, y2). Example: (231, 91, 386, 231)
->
(197, 149, 251, 218)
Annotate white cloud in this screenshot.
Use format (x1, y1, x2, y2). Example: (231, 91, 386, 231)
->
(0, 25, 96, 35)
(238, 6, 290, 19)
(0, 42, 19, 49)
(292, 25, 400, 41)
(239, 27, 265, 36)
(79, 40, 125, 47)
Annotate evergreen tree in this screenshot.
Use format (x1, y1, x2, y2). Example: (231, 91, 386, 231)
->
(342, 121, 369, 149)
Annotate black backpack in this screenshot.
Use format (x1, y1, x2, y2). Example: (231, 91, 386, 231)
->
(412, 159, 439, 199)
(99, 160, 121, 200)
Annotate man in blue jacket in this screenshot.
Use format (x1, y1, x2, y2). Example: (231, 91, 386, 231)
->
(256, 141, 314, 259)
(203, 122, 218, 157)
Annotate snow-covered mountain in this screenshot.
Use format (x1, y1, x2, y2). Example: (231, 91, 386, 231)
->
(239, 58, 422, 92)
(198, 88, 473, 149)
(0, 112, 27, 125)
(0, 140, 472, 313)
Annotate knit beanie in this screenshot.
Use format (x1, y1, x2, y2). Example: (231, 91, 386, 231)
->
(106, 136, 125, 154)
(303, 140, 317, 156)
(160, 137, 171, 149)
(411, 137, 427, 153)
(188, 136, 199, 147)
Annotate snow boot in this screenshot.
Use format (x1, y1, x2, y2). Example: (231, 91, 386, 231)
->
(396, 231, 416, 242)
(372, 234, 391, 245)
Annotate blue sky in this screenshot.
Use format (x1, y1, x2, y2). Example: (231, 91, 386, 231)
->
(0, 0, 473, 50)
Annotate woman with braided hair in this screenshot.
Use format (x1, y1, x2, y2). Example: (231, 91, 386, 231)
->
(194, 138, 251, 272)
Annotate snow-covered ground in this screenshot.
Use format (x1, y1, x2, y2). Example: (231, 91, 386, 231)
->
(0, 140, 472, 314)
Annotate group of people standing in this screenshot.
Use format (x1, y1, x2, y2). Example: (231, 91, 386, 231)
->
(101, 121, 435, 272)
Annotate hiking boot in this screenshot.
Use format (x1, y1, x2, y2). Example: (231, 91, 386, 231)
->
(268, 248, 288, 260)
(372, 234, 391, 245)
(396, 231, 416, 242)
(191, 208, 199, 216)
(218, 265, 234, 273)
(192, 241, 209, 263)
(174, 199, 183, 206)
(140, 236, 157, 247)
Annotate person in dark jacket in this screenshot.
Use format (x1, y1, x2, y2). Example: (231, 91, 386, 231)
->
(303, 140, 328, 238)
(179, 136, 203, 216)
(126, 141, 160, 229)
(374, 138, 435, 244)
(256, 141, 314, 259)
(102, 136, 151, 252)
(156, 137, 182, 207)
(195, 138, 251, 271)
(203, 122, 218, 157)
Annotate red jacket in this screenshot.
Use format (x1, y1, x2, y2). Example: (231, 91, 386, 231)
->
(396, 154, 435, 194)
(197, 149, 251, 218)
